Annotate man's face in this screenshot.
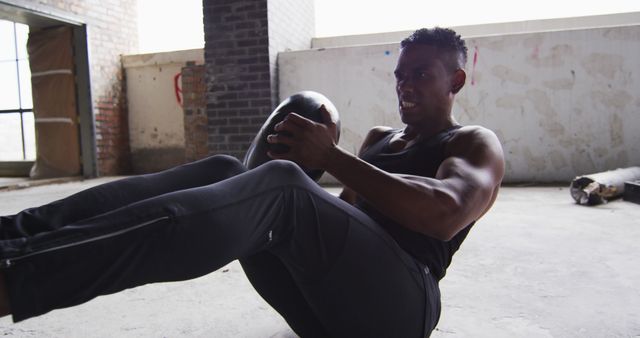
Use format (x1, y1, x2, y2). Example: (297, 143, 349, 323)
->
(394, 44, 455, 127)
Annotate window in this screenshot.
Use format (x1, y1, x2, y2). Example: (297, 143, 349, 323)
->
(0, 20, 35, 161)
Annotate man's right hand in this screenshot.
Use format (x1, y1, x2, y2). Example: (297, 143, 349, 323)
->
(266, 105, 339, 171)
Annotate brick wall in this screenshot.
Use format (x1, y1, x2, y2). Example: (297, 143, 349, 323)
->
(95, 94, 132, 174)
(182, 63, 209, 162)
(203, 0, 270, 160)
(203, 0, 314, 160)
(9, 0, 138, 175)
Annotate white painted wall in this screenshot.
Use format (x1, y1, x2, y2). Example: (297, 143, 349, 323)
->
(123, 49, 204, 150)
(123, 49, 204, 172)
(311, 12, 640, 49)
(279, 25, 640, 183)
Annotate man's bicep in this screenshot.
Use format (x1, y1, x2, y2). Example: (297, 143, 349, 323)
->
(433, 131, 505, 223)
(439, 128, 505, 186)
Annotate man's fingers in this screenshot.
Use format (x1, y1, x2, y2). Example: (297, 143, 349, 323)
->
(266, 133, 294, 146)
(318, 105, 338, 142)
(319, 105, 334, 125)
(274, 115, 309, 136)
(284, 112, 316, 128)
(274, 122, 304, 139)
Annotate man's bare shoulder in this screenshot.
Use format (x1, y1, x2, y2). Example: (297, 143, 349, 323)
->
(450, 125, 500, 147)
(447, 125, 504, 164)
(364, 126, 394, 144)
(357, 126, 394, 155)
(368, 126, 395, 137)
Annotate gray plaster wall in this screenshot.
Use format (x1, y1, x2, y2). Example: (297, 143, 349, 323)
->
(279, 25, 640, 183)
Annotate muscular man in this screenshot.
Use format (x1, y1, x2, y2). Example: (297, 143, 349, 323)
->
(0, 27, 503, 337)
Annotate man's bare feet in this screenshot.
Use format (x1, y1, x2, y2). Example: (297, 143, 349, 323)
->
(0, 272, 12, 317)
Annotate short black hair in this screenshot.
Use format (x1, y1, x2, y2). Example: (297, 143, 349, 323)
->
(400, 27, 468, 70)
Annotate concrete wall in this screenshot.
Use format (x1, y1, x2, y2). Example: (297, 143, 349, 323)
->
(266, 0, 314, 104)
(123, 49, 204, 173)
(312, 12, 640, 49)
(279, 25, 640, 183)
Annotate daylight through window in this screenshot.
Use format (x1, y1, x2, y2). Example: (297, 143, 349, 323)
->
(0, 20, 35, 161)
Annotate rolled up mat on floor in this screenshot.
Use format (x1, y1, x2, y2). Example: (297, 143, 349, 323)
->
(243, 91, 341, 182)
(570, 167, 640, 205)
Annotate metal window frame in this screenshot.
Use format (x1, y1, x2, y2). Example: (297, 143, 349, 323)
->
(0, 21, 31, 160)
(0, 108, 34, 161)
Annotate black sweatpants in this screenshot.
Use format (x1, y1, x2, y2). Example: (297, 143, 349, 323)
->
(0, 155, 441, 337)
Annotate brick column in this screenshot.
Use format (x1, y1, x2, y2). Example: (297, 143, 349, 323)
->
(203, 0, 314, 160)
(95, 94, 132, 175)
(182, 63, 209, 162)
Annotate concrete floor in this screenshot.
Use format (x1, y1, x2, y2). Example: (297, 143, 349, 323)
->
(0, 178, 639, 337)
(0, 178, 28, 187)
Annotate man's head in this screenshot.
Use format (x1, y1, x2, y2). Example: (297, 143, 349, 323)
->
(394, 28, 467, 132)
(400, 27, 468, 72)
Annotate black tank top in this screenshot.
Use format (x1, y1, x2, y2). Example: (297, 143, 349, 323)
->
(356, 125, 473, 280)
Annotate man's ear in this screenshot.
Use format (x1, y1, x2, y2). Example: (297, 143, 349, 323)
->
(451, 69, 466, 94)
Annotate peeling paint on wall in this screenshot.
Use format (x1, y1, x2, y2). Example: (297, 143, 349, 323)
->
(492, 65, 530, 84)
(549, 150, 568, 170)
(522, 146, 547, 172)
(591, 90, 632, 110)
(609, 113, 624, 147)
(495, 94, 526, 111)
(528, 44, 573, 68)
(542, 78, 574, 90)
(581, 53, 624, 80)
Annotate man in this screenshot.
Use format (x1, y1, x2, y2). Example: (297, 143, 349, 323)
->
(271, 28, 502, 241)
(0, 27, 503, 337)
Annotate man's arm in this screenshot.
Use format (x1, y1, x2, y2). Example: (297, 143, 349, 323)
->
(267, 111, 504, 241)
(326, 126, 503, 241)
(338, 126, 392, 205)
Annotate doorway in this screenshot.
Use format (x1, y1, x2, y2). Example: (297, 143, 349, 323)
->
(0, 1, 96, 179)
